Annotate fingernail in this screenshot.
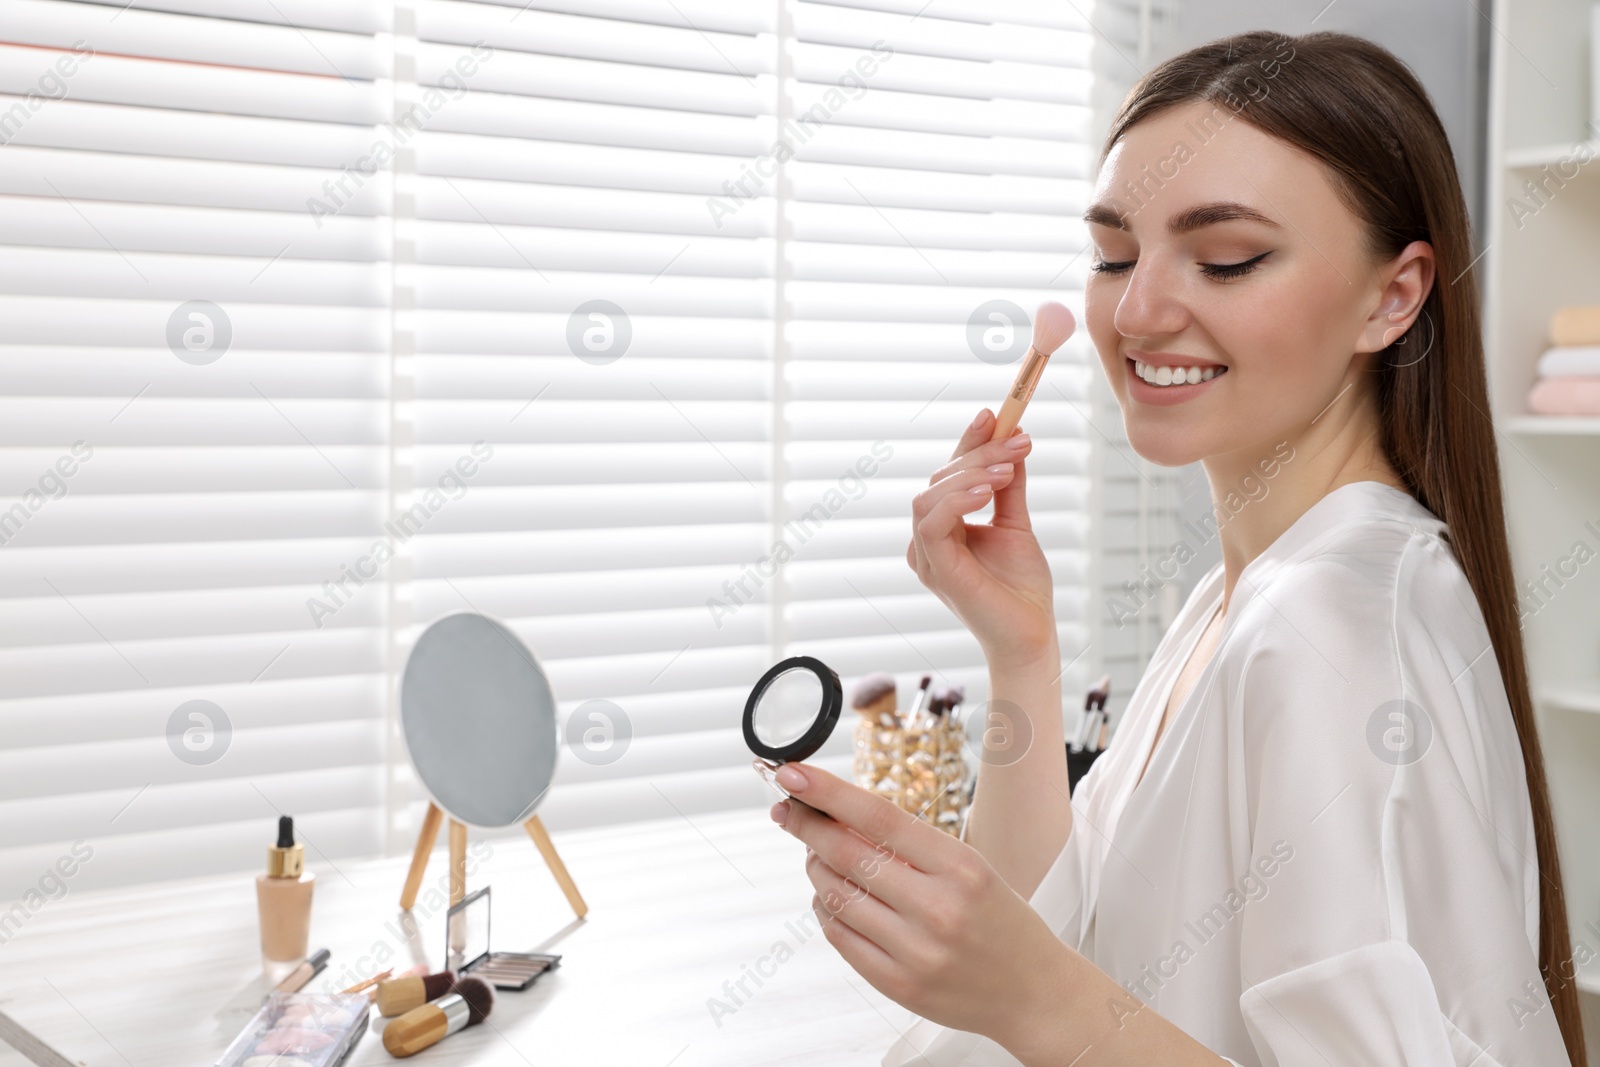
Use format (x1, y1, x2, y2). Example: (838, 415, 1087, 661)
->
(776, 764, 807, 792)
(770, 800, 789, 827)
(969, 483, 994, 495)
(986, 462, 1013, 475)
(1004, 432, 1031, 450)
(969, 409, 990, 431)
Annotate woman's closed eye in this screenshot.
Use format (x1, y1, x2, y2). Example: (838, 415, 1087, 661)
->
(1090, 250, 1273, 281)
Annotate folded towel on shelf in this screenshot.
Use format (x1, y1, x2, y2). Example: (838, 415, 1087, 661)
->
(1550, 306, 1600, 346)
(1526, 375, 1600, 416)
(1535, 345, 1600, 377)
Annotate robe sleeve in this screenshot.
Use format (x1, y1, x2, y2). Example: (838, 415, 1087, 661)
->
(1226, 542, 1568, 1066)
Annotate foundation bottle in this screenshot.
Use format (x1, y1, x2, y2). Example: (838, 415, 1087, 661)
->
(256, 814, 314, 982)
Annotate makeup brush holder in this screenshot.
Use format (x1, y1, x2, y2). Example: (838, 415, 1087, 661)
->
(1067, 744, 1105, 795)
(852, 716, 970, 836)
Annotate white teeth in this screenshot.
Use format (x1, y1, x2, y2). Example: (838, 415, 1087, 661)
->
(1131, 360, 1223, 387)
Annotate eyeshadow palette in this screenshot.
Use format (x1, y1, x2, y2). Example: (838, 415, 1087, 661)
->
(464, 949, 562, 991)
(445, 885, 563, 992)
(215, 992, 369, 1067)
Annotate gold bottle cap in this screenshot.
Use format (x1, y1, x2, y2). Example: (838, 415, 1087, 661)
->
(266, 815, 305, 878)
(267, 843, 304, 878)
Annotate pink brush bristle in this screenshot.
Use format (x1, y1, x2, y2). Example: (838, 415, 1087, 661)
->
(1031, 301, 1076, 355)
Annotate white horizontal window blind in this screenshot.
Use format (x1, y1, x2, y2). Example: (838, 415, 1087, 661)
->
(398, 0, 1099, 840)
(0, 0, 1100, 897)
(775, 2, 1098, 762)
(398, 0, 785, 839)
(0, 0, 392, 896)
(1084, 0, 1185, 707)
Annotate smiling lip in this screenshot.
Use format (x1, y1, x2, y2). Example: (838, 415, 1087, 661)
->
(1124, 355, 1228, 406)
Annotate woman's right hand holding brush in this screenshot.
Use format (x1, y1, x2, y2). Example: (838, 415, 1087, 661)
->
(906, 408, 1056, 671)
(906, 406, 1070, 901)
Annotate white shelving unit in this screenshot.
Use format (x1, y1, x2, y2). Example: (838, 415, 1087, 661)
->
(1484, 0, 1600, 1040)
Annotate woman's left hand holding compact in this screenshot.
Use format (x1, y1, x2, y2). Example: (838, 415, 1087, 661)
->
(768, 761, 1070, 1055)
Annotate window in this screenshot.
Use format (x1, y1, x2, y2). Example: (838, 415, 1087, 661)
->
(0, 0, 1100, 895)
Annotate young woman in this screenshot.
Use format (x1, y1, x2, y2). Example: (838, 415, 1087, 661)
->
(766, 31, 1587, 1066)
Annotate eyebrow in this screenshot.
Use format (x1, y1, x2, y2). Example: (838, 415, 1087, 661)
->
(1081, 200, 1284, 234)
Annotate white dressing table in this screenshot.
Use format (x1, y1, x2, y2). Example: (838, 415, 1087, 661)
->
(0, 809, 920, 1066)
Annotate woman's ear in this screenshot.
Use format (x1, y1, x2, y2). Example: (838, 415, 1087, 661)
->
(1357, 240, 1436, 354)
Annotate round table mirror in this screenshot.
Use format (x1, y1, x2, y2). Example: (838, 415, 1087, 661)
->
(401, 612, 559, 829)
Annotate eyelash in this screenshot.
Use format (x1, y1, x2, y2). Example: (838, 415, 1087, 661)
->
(1090, 251, 1271, 281)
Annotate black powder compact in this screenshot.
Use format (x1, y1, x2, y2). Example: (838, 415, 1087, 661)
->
(743, 654, 843, 808)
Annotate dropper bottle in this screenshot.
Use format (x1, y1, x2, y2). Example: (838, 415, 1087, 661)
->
(256, 814, 315, 983)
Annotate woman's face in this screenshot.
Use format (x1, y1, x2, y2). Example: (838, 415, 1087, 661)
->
(1084, 100, 1414, 468)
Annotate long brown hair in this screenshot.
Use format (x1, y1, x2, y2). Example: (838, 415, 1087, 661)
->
(1098, 31, 1585, 1064)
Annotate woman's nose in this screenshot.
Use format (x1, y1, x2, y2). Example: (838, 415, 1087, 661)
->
(1112, 255, 1191, 341)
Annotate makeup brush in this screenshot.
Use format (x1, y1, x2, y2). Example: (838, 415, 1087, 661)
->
(849, 672, 899, 728)
(927, 683, 965, 719)
(376, 968, 458, 1017)
(904, 674, 932, 729)
(1072, 674, 1112, 752)
(1086, 673, 1111, 710)
(341, 967, 393, 1000)
(381, 976, 495, 1058)
(1086, 673, 1111, 751)
(944, 684, 967, 727)
(991, 300, 1077, 442)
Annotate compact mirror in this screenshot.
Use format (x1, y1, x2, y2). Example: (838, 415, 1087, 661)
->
(743, 655, 842, 800)
(401, 611, 558, 828)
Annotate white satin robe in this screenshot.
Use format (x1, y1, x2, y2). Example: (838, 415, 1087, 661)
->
(882, 481, 1569, 1066)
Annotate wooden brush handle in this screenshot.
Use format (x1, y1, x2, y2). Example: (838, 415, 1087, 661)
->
(376, 975, 424, 1018)
(382, 1004, 448, 1057)
(992, 395, 1027, 442)
(991, 346, 1049, 441)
